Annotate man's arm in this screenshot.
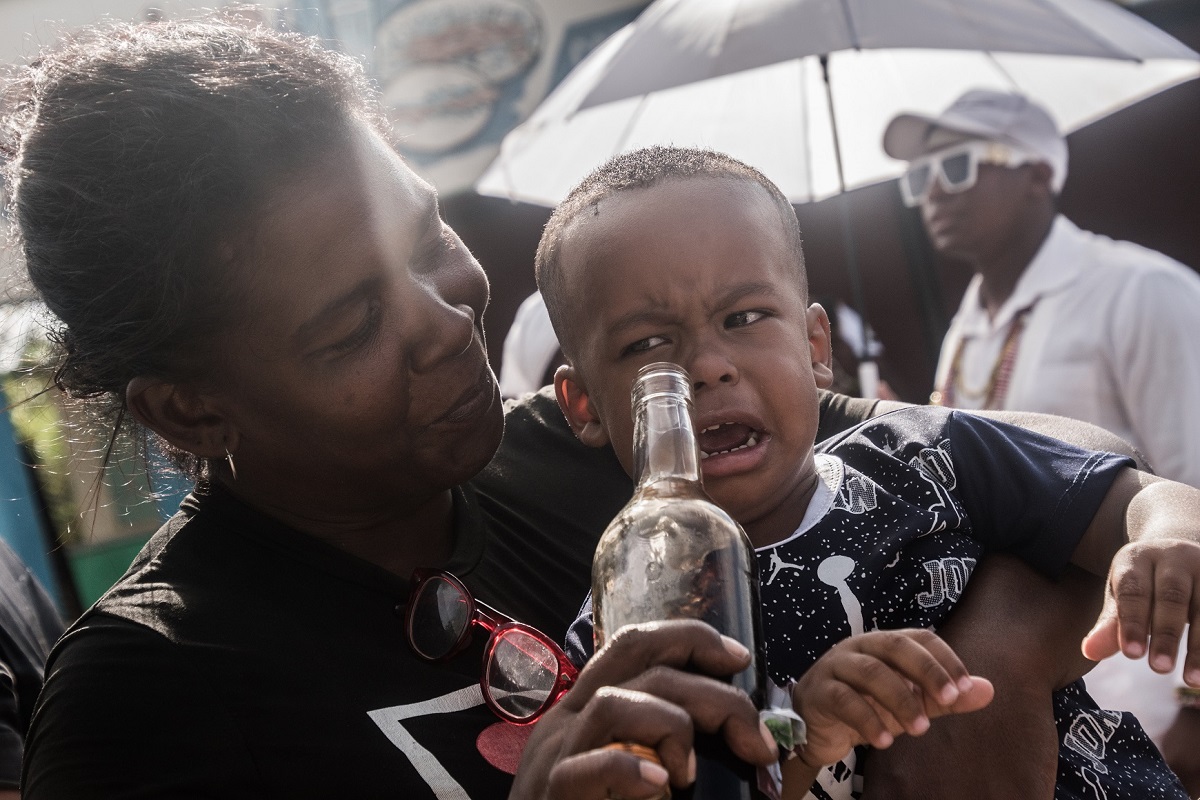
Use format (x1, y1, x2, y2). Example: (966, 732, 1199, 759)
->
(856, 404, 1146, 799)
(861, 556, 1102, 799)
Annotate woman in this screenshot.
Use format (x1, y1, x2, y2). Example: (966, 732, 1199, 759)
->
(1, 16, 1119, 800)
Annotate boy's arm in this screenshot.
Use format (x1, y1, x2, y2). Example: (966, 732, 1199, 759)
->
(1074, 469, 1200, 682)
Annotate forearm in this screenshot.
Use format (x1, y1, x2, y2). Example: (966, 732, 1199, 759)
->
(940, 557, 1102, 689)
(862, 556, 1103, 799)
(1073, 470, 1200, 577)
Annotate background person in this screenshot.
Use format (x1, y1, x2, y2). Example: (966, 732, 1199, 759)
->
(884, 87, 1200, 793)
(0, 539, 62, 800)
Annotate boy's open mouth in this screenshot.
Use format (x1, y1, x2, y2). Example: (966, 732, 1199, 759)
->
(698, 422, 761, 459)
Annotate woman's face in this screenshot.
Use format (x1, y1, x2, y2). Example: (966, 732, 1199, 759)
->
(203, 120, 502, 518)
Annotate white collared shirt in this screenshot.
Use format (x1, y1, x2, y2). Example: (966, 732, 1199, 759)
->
(935, 214, 1200, 490)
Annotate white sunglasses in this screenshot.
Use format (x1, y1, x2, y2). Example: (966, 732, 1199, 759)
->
(899, 141, 1042, 207)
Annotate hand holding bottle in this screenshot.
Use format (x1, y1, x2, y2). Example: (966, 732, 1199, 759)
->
(508, 619, 779, 800)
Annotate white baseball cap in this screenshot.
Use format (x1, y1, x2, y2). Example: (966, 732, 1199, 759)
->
(883, 89, 1068, 192)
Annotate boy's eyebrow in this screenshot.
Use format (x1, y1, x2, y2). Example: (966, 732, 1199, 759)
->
(605, 281, 785, 337)
(709, 281, 782, 312)
(606, 306, 675, 336)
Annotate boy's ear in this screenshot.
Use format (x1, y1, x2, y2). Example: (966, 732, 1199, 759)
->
(126, 376, 232, 459)
(553, 364, 610, 449)
(807, 303, 835, 390)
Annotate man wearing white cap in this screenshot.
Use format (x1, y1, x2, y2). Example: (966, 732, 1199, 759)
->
(884, 88, 1200, 791)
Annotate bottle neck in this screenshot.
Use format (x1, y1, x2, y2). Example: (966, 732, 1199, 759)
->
(632, 391, 703, 488)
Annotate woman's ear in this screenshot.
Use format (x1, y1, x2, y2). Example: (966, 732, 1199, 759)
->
(807, 303, 835, 390)
(553, 364, 610, 449)
(125, 377, 231, 459)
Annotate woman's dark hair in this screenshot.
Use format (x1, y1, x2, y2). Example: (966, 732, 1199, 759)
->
(0, 16, 388, 474)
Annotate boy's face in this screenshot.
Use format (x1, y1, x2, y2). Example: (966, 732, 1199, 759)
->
(554, 176, 834, 546)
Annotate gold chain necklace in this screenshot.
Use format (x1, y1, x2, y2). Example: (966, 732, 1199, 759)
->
(932, 305, 1034, 409)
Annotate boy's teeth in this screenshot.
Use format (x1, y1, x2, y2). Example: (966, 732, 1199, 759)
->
(700, 431, 760, 458)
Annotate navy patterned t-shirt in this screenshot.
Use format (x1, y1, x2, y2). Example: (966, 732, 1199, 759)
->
(567, 407, 1188, 799)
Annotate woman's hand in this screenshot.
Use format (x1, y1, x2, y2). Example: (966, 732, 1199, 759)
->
(509, 620, 779, 800)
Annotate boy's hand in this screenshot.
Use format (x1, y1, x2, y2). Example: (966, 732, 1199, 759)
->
(1075, 471, 1200, 689)
(789, 629, 993, 770)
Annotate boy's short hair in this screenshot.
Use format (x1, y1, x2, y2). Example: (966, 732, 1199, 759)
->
(535, 145, 806, 356)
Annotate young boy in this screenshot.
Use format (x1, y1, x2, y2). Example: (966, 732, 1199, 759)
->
(541, 146, 1199, 799)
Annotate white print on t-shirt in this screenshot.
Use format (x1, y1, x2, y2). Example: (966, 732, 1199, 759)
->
(832, 475, 878, 515)
(367, 684, 485, 799)
(909, 440, 958, 537)
(817, 555, 864, 636)
(916, 557, 977, 609)
(1064, 707, 1122, 799)
(766, 551, 805, 585)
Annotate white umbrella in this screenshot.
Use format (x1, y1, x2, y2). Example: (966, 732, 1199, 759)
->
(476, 0, 1200, 206)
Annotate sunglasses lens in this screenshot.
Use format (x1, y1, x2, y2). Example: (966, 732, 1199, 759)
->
(485, 628, 559, 722)
(941, 151, 972, 188)
(900, 163, 932, 206)
(409, 576, 471, 660)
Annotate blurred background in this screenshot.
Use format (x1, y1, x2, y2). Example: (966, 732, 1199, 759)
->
(0, 0, 1197, 618)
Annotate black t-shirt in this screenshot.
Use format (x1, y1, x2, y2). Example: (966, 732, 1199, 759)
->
(23, 485, 530, 800)
(22, 388, 874, 799)
(0, 540, 62, 789)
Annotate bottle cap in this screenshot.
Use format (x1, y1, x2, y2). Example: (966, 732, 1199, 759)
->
(632, 362, 692, 407)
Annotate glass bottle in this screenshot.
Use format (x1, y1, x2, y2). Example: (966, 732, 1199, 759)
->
(592, 362, 768, 800)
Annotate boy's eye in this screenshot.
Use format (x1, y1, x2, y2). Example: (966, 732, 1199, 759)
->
(621, 335, 668, 357)
(726, 310, 767, 328)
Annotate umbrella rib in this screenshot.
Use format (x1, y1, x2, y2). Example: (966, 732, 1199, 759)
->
(1024, 0, 1141, 62)
(612, 93, 649, 157)
(981, 49, 1020, 91)
(837, 0, 862, 51)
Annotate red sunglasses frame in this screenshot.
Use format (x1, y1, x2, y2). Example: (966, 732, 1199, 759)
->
(406, 569, 578, 725)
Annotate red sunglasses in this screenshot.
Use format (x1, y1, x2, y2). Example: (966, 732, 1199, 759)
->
(405, 569, 578, 725)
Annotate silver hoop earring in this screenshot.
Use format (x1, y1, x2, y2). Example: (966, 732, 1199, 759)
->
(224, 446, 238, 482)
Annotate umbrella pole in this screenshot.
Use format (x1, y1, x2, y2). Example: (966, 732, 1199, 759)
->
(819, 54, 878, 399)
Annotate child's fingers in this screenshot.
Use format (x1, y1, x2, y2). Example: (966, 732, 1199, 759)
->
(1081, 601, 1121, 662)
(823, 647, 934, 738)
(1147, 562, 1195, 674)
(1184, 620, 1200, 689)
(796, 675, 899, 755)
(1107, 554, 1154, 659)
(853, 629, 968, 707)
(935, 675, 994, 717)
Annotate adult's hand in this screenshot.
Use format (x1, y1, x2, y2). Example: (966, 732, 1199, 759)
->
(509, 620, 778, 800)
(861, 556, 1103, 799)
